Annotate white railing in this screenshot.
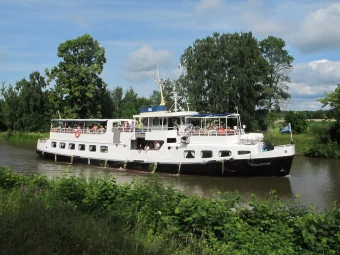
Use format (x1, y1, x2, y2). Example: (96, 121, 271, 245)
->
(50, 128, 107, 134)
(184, 129, 245, 137)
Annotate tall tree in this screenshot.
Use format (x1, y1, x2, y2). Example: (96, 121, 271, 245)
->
(120, 88, 152, 118)
(179, 32, 264, 127)
(110, 86, 124, 118)
(1, 82, 20, 131)
(100, 87, 115, 119)
(259, 36, 294, 133)
(46, 34, 107, 119)
(149, 90, 161, 106)
(318, 84, 340, 122)
(15, 71, 50, 131)
(318, 84, 340, 142)
(0, 98, 5, 131)
(1, 72, 50, 132)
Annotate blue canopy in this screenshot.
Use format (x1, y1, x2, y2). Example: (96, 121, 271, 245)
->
(192, 113, 233, 117)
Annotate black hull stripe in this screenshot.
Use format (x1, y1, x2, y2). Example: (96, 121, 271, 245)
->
(36, 150, 293, 177)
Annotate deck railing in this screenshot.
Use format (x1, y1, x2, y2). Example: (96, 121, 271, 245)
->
(184, 129, 245, 137)
(50, 127, 246, 137)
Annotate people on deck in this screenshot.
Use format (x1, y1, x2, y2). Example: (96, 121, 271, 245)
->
(154, 141, 160, 150)
(130, 121, 135, 131)
(173, 119, 178, 129)
(144, 144, 149, 152)
(98, 125, 105, 133)
(137, 121, 143, 129)
(138, 144, 143, 153)
(91, 124, 98, 133)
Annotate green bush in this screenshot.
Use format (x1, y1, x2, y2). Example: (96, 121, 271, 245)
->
(1, 166, 340, 254)
(305, 139, 340, 158)
(284, 111, 308, 134)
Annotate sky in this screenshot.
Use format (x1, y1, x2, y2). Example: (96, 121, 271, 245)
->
(1, 0, 340, 111)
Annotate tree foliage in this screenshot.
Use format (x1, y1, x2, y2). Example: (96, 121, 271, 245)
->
(0, 99, 6, 131)
(179, 32, 265, 127)
(318, 84, 340, 143)
(284, 111, 307, 134)
(258, 36, 294, 133)
(318, 84, 340, 121)
(46, 34, 107, 119)
(1, 72, 49, 132)
(1, 82, 19, 131)
(258, 36, 294, 111)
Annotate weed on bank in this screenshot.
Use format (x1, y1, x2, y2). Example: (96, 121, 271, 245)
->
(0, 166, 340, 254)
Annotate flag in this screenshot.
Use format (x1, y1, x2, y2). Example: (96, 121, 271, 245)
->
(279, 123, 291, 133)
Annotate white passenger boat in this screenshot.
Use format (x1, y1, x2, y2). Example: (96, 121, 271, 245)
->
(36, 70, 295, 176)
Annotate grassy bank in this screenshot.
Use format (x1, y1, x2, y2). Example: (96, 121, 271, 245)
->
(1, 166, 340, 254)
(264, 121, 335, 155)
(263, 129, 312, 155)
(0, 131, 48, 145)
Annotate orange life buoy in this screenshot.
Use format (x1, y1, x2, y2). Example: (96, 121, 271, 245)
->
(75, 130, 81, 138)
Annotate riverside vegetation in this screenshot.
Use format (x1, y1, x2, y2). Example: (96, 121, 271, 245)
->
(1, 166, 340, 255)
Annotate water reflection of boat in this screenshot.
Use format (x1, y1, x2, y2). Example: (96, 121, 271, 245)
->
(36, 68, 295, 177)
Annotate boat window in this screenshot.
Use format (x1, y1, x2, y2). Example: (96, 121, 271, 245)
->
(78, 144, 85, 151)
(238, 150, 251, 155)
(201, 150, 213, 158)
(153, 118, 160, 126)
(51, 141, 57, 148)
(167, 138, 177, 143)
(184, 150, 195, 158)
(162, 118, 167, 125)
(59, 142, 66, 149)
(100, 146, 108, 153)
(219, 150, 232, 157)
(89, 145, 96, 152)
(68, 143, 75, 150)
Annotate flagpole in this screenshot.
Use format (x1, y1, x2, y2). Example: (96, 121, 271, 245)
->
(289, 123, 294, 144)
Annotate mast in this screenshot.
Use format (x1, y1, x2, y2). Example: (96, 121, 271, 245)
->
(169, 83, 182, 112)
(150, 65, 165, 106)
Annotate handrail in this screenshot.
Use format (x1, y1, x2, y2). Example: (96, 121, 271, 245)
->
(50, 127, 246, 137)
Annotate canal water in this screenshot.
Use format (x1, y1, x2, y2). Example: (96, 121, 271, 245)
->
(0, 142, 339, 209)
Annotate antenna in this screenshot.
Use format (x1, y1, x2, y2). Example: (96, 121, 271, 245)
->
(149, 65, 165, 106)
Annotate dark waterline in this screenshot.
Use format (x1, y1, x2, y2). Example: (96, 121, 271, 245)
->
(1, 142, 339, 209)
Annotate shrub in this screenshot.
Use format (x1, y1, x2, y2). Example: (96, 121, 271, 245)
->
(1, 167, 340, 254)
(284, 111, 307, 134)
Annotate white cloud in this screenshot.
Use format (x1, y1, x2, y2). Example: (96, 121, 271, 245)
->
(122, 45, 172, 73)
(287, 59, 340, 110)
(195, 0, 221, 13)
(290, 59, 340, 86)
(288, 98, 324, 111)
(291, 2, 340, 53)
(237, 0, 280, 37)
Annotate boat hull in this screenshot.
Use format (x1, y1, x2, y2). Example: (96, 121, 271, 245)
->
(36, 149, 293, 177)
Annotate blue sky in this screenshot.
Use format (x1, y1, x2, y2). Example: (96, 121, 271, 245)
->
(1, 0, 340, 111)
